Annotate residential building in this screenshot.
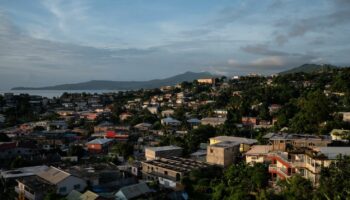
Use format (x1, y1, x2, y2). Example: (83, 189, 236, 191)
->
(210, 136, 258, 152)
(268, 147, 350, 185)
(190, 150, 207, 162)
(147, 106, 159, 114)
(241, 117, 257, 126)
(134, 123, 152, 131)
(0, 141, 38, 159)
(37, 166, 87, 195)
(119, 113, 133, 121)
(141, 157, 210, 189)
(339, 112, 350, 122)
(161, 109, 174, 117)
(206, 141, 240, 167)
(187, 118, 201, 127)
(16, 176, 55, 200)
(197, 78, 215, 85)
(268, 104, 282, 114)
(16, 166, 87, 199)
(115, 182, 151, 200)
(267, 133, 332, 151)
(93, 121, 115, 133)
(67, 190, 103, 200)
(161, 117, 181, 127)
(201, 117, 226, 127)
(86, 138, 113, 154)
(213, 109, 228, 117)
(245, 145, 271, 165)
(145, 145, 183, 160)
(1, 165, 49, 183)
(330, 129, 350, 141)
(67, 163, 136, 188)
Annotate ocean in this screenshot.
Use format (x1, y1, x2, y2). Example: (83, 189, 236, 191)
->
(0, 90, 120, 98)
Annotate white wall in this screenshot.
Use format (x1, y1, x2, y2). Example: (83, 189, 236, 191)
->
(56, 176, 87, 195)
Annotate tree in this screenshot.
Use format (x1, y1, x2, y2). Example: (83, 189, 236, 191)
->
(184, 125, 216, 153)
(316, 155, 350, 200)
(0, 133, 11, 142)
(68, 145, 85, 158)
(44, 192, 64, 200)
(111, 142, 134, 159)
(278, 175, 314, 200)
(11, 156, 25, 169)
(291, 90, 331, 133)
(210, 163, 269, 200)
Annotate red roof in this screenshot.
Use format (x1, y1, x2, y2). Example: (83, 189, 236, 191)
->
(106, 131, 128, 139)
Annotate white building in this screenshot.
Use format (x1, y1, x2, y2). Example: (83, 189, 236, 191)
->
(245, 145, 271, 165)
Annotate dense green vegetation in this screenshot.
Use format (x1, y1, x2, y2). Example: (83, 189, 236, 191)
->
(181, 156, 350, 200)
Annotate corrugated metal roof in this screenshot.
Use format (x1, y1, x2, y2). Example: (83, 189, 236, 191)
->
(86, 138, 113, 145)
(36, 166, 71, 184)
(117, 182, 151, 199)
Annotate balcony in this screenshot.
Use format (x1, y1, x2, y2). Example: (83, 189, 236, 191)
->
(268, 152, 292, 167)
(305, 163, 322, 173)
(292, 161, 306, 168)
(15, 186, 36, 200)
(269, 164, 291, 178)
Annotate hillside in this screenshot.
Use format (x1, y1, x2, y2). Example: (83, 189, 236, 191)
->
(279, 64, 338, 75)
(12, 71, 214, 90)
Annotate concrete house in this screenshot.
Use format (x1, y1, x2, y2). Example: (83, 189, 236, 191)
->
(86, 138, 113, 154)
(16, 166, 87, 199)
(161, 109, 175, 117)
(206, 141, 240, 167)
(161, 117, 181, 127)
(268, 147, 350, 185)
(267, 133, 332, 151)
(145, 145, 183, 160)
(210, 136, 258, 152)
(141, 157, 209, 189)
(245, 145, 271, 165)
(201, 117, 226, 127)
(36, 166, 87, 195)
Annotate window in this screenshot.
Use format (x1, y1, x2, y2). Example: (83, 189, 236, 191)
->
(59, 187, 67, 193)
(74, 184, 80, 190)
(210, 149, 213, 153)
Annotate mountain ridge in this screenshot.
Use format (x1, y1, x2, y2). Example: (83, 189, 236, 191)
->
(12, 71, 215, 90)
(279, 63, 338, 75)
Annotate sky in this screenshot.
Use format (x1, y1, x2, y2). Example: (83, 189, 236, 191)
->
(0, 0, 350, 89)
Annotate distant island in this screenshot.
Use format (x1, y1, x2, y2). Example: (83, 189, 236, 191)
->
(12, 71, 215, 90)
(12, 64, 340, 90)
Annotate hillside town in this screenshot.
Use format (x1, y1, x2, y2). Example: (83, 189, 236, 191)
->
(1, 67, 350, 200)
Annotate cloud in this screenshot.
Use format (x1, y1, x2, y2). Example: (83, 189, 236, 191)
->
(0, 13, 245, 89)
(272, 0, 350, 45)
(180, 2, 250, 37)
(251, 56, 284, 67)
(41, 0, 89, 32)
(241, 44, 289, 56)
